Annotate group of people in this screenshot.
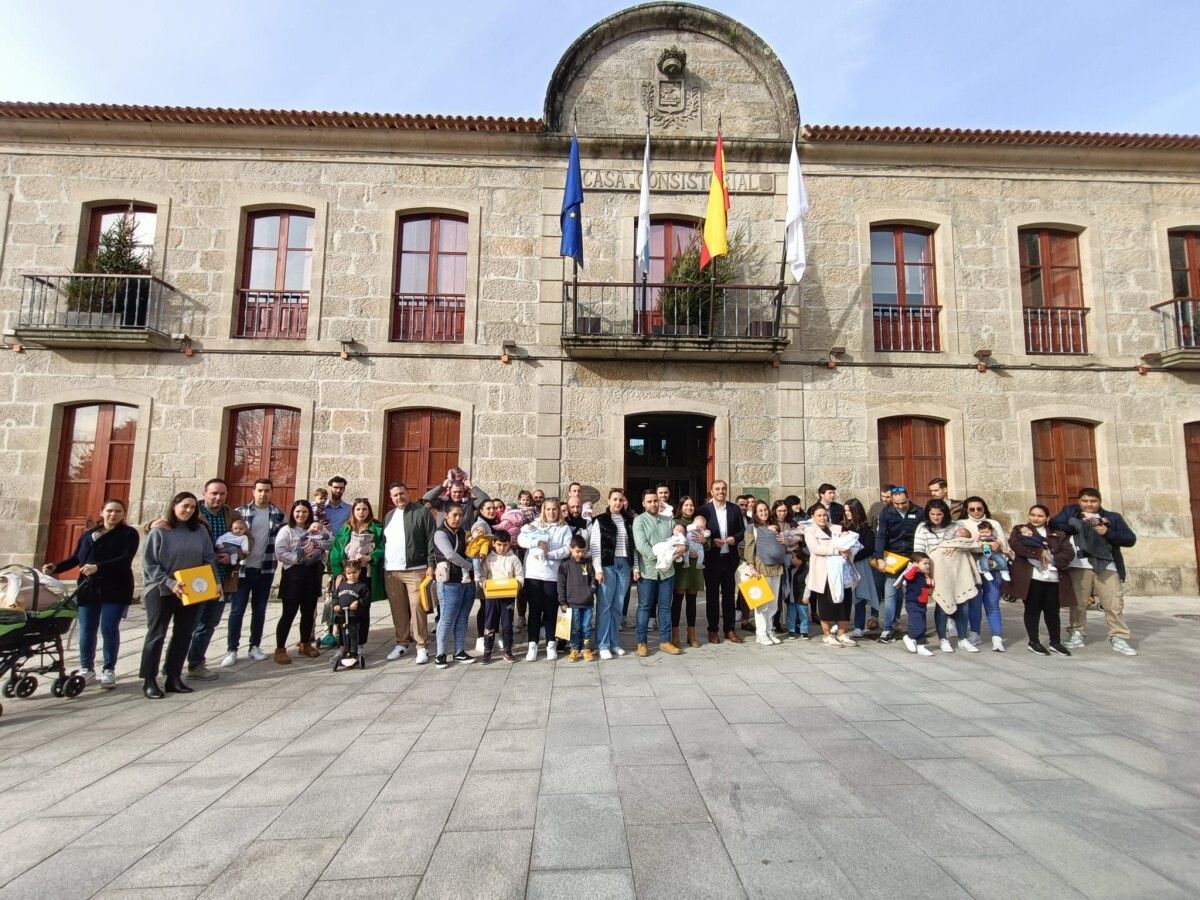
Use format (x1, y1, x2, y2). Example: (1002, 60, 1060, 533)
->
(40, 469, 1141, 700)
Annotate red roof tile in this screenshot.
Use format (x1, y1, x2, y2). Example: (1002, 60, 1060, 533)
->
(803, 124, 1200, 150)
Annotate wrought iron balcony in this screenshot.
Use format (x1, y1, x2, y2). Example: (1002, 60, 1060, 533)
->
(1023, 306, 1089, 355)
(15, 273, 179, 349)
(391, 293, 465, 343)
(561, 281, 786, 360)
(872, 304, 941, 352)
(1150, 297, 1200, 369)
(236, 289, 308, 340)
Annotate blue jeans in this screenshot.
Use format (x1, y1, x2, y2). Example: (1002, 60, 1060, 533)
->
(436, 581, 472, 656)
(227, 567, 273, 652)
(77, 602, 124, 671)
(188, 597, 226, 668)
(597, 558, 630, 651)
(636, 575, 673, 643)
(967, 577, 1003, 638)
(570, 605, 595, 650)
(882, 573, 902, 631)
(786, 601, 809, 635)
(934, 604, 970, 641)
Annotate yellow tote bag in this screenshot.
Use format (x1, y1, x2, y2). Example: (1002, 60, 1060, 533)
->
(175, 564, 220, 605)
(418, 575, 437, 614)
(738, 575, 775, 610)
(881, 552, 910, 575)
(555, 608, 573, 641)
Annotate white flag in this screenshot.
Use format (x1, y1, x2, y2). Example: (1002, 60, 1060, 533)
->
(785, 133, 809, 281)
(635, 128, 652, 278)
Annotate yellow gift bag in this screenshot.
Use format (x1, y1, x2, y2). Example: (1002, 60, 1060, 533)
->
(738, 575, 775, 610)
(555, 608, 573, 641)
(175, 564, 220, 605)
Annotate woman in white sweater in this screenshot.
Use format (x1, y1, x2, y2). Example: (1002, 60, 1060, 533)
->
(518, 498, 573, 660)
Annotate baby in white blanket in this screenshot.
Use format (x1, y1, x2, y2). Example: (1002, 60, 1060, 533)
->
(652, 524, 689, 571)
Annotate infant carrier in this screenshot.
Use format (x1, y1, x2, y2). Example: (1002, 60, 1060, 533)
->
(0, 566, 87, 717)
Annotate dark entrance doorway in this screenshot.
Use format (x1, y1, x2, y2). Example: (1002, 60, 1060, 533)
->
(624, 414, 714, 513)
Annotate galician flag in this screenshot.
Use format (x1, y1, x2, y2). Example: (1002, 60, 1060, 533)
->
(699, 131, 729, 269)
(560, 130, 584, 267)
(635, 127, 652, 278)
(784, 131, 809, 281)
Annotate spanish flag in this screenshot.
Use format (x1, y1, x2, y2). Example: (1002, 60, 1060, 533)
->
(699, 131, 729, 269)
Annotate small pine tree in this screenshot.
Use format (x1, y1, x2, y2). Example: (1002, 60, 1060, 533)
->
(659, 225, 767, 334)
(88, 208, 151, 277)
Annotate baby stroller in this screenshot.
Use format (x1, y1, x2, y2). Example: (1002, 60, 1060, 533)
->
(0, 565, 87, 718)
(330, 603, 366, 671)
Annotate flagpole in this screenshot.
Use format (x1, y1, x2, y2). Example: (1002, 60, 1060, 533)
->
(778, 126, 796, 287)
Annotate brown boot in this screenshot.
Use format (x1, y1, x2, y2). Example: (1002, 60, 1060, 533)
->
(637, 643, 649, 657)
(660, 642, 682, 655)
(273, 647, 292, 665)
(687, 627, 700, 648)
(671, 627, 681, 647)
(725, 630, 744, 644)
(708, 630, 721, 644)
(297, 641, 320, 658)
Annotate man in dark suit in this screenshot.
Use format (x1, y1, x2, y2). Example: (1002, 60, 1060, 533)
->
(698, 479, 745, 644)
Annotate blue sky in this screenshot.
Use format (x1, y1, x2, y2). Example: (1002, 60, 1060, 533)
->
(1, 0, 1196, 133)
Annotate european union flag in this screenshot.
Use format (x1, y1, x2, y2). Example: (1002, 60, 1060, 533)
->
(560, 132, 584, 267)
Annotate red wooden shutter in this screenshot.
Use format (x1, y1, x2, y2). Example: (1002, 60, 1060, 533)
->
(47, 403, 138, 571)
(224, 407, 300, 510)
(383, 409, 462, 505)
(1185, 423, 1200, 589)
(1032, 419, 1098, 513)
(877, 416, 946, 507)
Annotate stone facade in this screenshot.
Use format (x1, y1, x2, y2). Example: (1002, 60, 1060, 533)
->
(0, 4, 1198, 595)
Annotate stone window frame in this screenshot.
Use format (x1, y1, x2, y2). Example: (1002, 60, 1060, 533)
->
(385, 202, 481, 346)
(1016, 404, 1117, 509)
(201, 392, 315, 504)
(856, 209, 959, 359)
(34, 388, 155, 558)
(64, 189, 174, 281)
(1003, 214, 1108, 361)
(216, 194, 329, 347)
(365, 393, 476, 505)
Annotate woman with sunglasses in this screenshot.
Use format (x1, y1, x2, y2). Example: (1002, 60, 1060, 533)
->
(329, 498, 386, 651)
(956, 496, 1010, 651)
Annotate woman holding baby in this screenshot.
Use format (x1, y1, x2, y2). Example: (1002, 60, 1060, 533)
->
(671, 496, 705, 648)
(742, 499, 789, 646)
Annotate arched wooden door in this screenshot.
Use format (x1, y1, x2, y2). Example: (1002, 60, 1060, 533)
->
(1184, 423, 1200, 588)
(877, 416, 946, 506)
(384, 409, 461, 507)
(1032, 419, 1098, 514)
(224, 406, 300, 510)
(46, 403, 138, 571)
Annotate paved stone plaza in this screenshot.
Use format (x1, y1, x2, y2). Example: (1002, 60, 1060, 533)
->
(0, 597, 1197, 899)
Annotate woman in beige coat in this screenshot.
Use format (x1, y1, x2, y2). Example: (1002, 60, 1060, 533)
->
(804, 506, 857, 648)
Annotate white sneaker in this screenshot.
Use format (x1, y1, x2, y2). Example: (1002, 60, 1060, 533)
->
(939, 639, 954, 653)
(1110, 638, 1138, 656)
(546, 643, 558, 661)
(219, 651, 238, 668)
(961, 640, 980, 653)
(387, 644, 407, 661)
(526, 643, 539, 662)
(903, 636, 917, 653)
(77, 669, 95, 683)
(612, 646, 626, 657)
(1000, 572, 1011, 582)
(415, 647, 429, 665)
(599, 648, 613, 660)
(850, 628, 865, 639)
(248, 646, 269, 662)
(1065, 630, 1085, 649)
(917, 644, 934, 657)
(99, 668, 116, 689)
(756, 638, 773, 646)
(992, 636, 1006, 653)
(768, 634, 782, 645)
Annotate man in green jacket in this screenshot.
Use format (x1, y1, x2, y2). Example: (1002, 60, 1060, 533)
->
(382, 482, 437, 665)
(632, 489, 684, 657)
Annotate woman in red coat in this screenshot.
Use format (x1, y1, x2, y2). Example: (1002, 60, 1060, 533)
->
(1008, 504, 1077, 657)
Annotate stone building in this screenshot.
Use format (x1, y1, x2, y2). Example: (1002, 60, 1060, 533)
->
(1, 3, 1198, 594)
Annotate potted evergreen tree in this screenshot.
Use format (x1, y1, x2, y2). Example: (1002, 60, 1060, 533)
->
(658, 226, 765, 336)
(66, 207, 152, 327)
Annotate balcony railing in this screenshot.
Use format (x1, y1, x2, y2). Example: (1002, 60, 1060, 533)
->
(873, 304, 941, 352)
(15, 273, 179, 348)
(1150, 297, 1200, 369)
(1023, 306, 1089, 355)
(236, 289, 308, 340)
(391, 293, 465, 343)
(561, 281, 786, 359)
